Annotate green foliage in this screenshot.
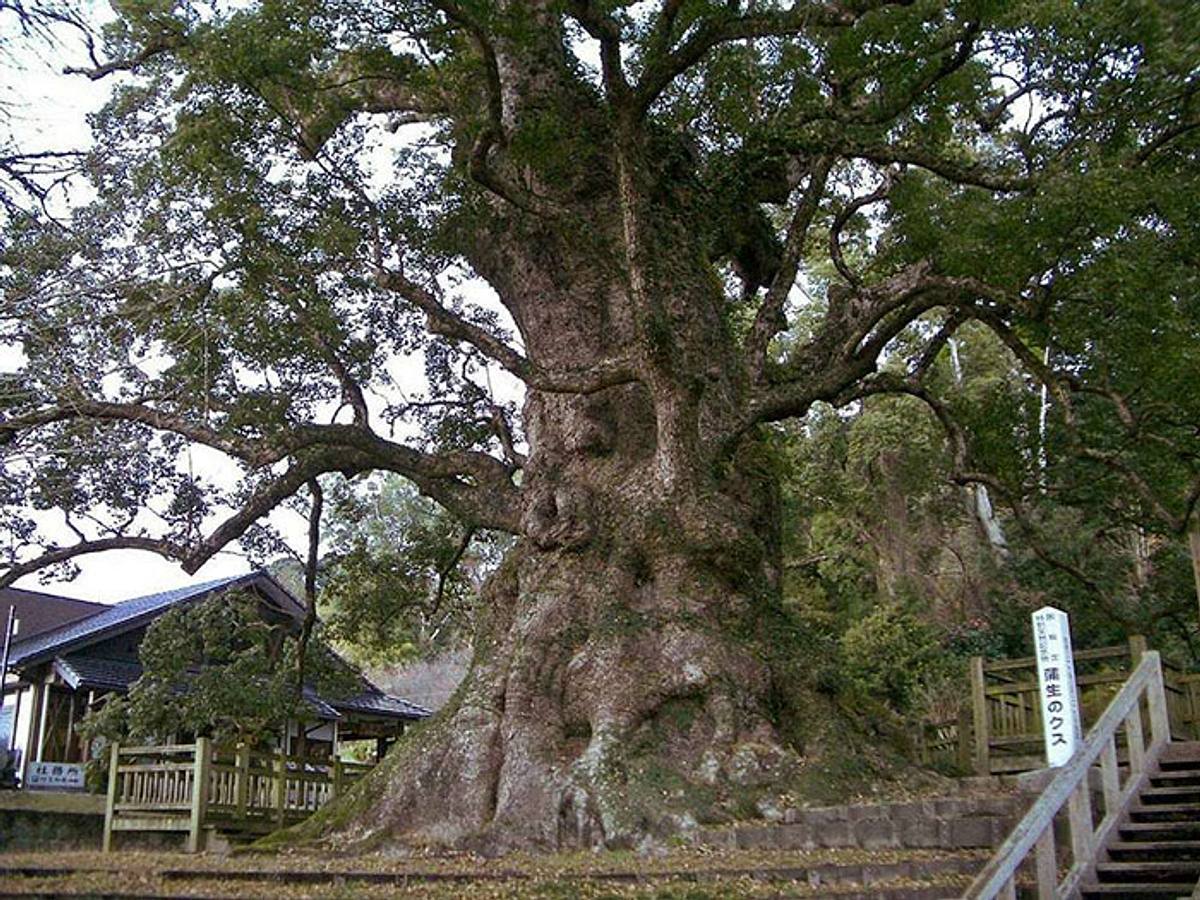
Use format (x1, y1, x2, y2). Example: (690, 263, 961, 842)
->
(838, 602, 947, 714)
(319, 475, 507, 665)
(79, 592, 356, 747)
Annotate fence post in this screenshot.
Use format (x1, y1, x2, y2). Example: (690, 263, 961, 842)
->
(1128, 634, 1148, 666)
(1147, 652, 1171, 747)
(234, 743, 250, 823)
(956, 705, 972, 772)
(102, 741, 120, 853)
(970, 656, 990, 775)
(187, 738, 211, 853)
(274, 748, 287, 829)
(331, 757, 343, 800)
(1189, 678, 1200, 741)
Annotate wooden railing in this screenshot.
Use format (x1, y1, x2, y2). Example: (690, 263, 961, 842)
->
(963, 651, 1171, 899)
(103, 739, 373, 852)
(914, 636, 1200, 775)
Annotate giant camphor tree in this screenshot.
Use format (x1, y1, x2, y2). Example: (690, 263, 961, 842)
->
(2, 0, 1199, 852)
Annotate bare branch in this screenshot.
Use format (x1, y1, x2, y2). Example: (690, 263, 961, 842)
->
(63, 32, 184, 80)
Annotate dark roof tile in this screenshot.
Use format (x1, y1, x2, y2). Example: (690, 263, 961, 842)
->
(330, 691, 431, 719)
(54, 656, 143, 692)
(9, 573, 284, 666)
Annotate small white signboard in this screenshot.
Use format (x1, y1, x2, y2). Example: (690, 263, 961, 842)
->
(1032, 606, 1083, 767)
(0, 707, 13, 749)
(26, 761, 86, 791)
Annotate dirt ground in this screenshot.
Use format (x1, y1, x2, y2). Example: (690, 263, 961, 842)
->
(0, 847, 980, 898)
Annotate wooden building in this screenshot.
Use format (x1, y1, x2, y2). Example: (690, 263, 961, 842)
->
(0, 572, 429, 787)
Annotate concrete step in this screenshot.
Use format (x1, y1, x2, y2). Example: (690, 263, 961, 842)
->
(1150, 770, 1200, 787)
(0, 851, 988, 899)
(1109, 839, 1200, 861)
(1094, 859, 1200, 884)
(1129, 802, 1200, 823)
(1158, 742, 1200, 769)
(0, 881, 979, 900)
(1141, 785, 1200, 804)
(1121, 821, 1200, 841)
(1080, 884, 1197, 898)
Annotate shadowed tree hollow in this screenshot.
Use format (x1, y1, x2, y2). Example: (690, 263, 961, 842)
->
(2, 0, 1198, 852)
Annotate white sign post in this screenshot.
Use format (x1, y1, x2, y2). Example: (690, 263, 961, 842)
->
(1032, 606, 1084, 767)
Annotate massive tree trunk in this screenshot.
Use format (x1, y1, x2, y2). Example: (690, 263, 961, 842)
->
(302, 45, 814, 848)
(313, 428, 802, 850)
(329, 498, 795, 852)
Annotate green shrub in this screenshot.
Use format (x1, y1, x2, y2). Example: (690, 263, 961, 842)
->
(838, 603, 947, 714)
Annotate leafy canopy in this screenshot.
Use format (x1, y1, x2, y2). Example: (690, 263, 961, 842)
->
(0, 0, 1196, 612)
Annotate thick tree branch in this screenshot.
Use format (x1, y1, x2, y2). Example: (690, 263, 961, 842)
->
(831, 140, 1033, 192)
(828, 169, 897, 287)
(745, 155, 833, 382)
(0, 536, 190, 591)
(0, 398, 263, 460)
(62, 32, 184, 80)
(567, 1, 631, 101)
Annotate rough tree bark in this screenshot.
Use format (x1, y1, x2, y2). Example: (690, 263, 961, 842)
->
(304, 37, 806, 849)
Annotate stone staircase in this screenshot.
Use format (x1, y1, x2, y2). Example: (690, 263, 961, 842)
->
(691, 783, 1034, 898)
(1081, 741, 1200, 898)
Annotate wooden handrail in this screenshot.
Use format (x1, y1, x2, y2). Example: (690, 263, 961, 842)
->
(964, 651, 1171, 900)
(103, 740, 377, 852)
(984, 645, 1131, 673)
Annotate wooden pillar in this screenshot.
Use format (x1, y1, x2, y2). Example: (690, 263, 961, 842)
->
(970, 656, 990, 776)
(187, 737, 211, 853)
(9, 686, 21, 752)
(274, 748, 287, 829)
(234, 744, 250, 823)
(956, 705, 972, 772)
(34, 681, 51, 762)
(80, 691, 95, 762)
(1128, 634, 1148, 667)
(20, 679, 44, 785)
(331, 757, 343, 800)
(64, 693, 76, 763)
(102, 741, 120, 853)
(1147, 653, 1171, 747)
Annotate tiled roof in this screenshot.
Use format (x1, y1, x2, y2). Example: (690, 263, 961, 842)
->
(54, 655, 144, 692)
(8, 569, 431, 724)
(48, 656, 428, 721)
(301, 685, 342, 721)
(330, 691, 431, 720)
(8, 573, 293, 667)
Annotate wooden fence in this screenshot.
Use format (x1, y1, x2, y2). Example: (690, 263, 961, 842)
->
(102, 739, 373, 852)
(915, 636, 1200, 775)
(963, 651, 1171, 899)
